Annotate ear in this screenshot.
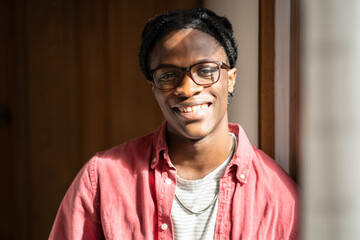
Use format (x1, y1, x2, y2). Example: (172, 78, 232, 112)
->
(227, 68, 237, 93)
(148, 80, 155, 92)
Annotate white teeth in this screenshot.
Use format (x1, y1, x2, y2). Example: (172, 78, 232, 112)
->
(178, 104, 209, 113)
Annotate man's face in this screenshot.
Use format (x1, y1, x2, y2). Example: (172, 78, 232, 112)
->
(149, 29, 236, 141)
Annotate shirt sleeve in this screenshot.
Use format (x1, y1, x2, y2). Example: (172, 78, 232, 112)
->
(288, 188, 299, 240)
(289, 214, 299, 239)
(49, 157, 104, 239)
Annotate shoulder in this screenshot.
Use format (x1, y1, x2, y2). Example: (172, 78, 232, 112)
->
(97, 133, 154, 159)
(251, 147, 298, 193)
(251, 146, 298, 206)
(249, 147, 299, 236)
(85, 133, 155, 177)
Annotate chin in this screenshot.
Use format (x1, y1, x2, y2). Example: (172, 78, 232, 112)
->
(171, 121, 214, 140)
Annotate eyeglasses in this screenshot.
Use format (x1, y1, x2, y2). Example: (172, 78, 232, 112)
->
(150, 61, 231, 90)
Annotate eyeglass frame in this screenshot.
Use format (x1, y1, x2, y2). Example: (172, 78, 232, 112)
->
(149, 61, 231, 90)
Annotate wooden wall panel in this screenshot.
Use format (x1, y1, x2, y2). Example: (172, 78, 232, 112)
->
(4, 0, 200, 239)
(290, 0, 300, 182)
(75, 0, 109, 162)
(153, 0, 201, 14)
(107, 0, 161, 147)
(1, 2, 15, 239)
(259, 0, 275, 158)
(12, 0, 32, 238)
(25, 0, 81, 238)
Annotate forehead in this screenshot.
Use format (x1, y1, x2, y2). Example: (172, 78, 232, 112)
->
(149, 29, 226, 69)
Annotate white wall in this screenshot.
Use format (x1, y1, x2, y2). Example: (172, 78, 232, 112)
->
(302, 0, 360, 239)
(204, 0, 259, 147)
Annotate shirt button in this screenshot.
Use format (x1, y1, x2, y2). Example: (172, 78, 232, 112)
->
(152, 157, 157, 163)
(165, 178, 171, 185)
(240, 173, 246, 180)
(161, 223, 168, 230)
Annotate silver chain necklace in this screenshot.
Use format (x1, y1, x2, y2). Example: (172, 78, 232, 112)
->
(174, 192, 219, 215)
(174, 133, 236, 215)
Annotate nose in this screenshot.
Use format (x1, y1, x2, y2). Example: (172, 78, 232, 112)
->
(173, 72, 204, 97)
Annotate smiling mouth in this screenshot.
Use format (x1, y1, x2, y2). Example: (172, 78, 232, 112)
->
(176, 103, 210, 113)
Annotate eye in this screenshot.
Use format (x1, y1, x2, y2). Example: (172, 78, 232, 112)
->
(158, 72, 179, 82)
(196, 65, 218, 79)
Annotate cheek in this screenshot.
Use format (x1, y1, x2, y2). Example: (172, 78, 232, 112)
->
(216, 81, 230, 103)
(154, 91, 171, 108)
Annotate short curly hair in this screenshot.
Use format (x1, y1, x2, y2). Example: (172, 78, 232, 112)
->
(139, 7, 238, 80)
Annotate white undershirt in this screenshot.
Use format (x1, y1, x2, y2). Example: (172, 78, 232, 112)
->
(171, 133, 236, 240)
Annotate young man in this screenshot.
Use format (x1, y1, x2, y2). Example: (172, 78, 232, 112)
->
(50, 8, 298, 239)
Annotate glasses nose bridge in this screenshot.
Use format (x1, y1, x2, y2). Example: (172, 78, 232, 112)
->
(181, 66, 192, 78)
(180, 66, 196, 84)
(174, 66, 203, 96)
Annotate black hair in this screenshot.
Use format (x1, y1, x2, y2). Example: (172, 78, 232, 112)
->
(139, 7, 238, 81)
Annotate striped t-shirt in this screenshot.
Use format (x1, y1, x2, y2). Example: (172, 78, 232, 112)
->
(171, 133, 236, 239)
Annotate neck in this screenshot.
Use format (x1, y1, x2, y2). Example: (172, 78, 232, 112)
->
(167, 122, 233, 180)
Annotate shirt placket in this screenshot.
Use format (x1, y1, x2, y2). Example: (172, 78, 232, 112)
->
(155, 152, 177, 240)
(214, 175, 234, 240)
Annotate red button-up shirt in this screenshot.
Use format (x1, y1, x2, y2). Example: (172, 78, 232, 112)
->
(50, 122, 298, 239)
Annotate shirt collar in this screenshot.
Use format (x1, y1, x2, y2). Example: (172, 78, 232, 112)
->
(150, 121, 168, 169)
(226, 123, 254, 184)
(150, 121, 254, 184)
